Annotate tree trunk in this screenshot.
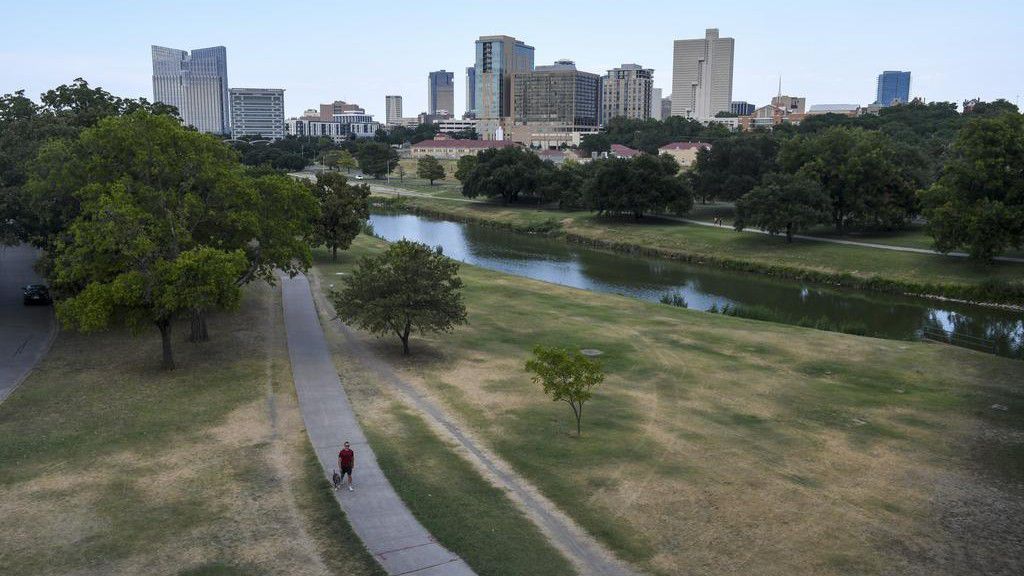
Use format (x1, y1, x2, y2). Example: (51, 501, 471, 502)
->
(158, 320, 175, 370)
(575, 402, 583, 437)
(332, 245, 338, 262)
(786, 223, 794, 243)
(400, 320, 411, 355)
(189, 309, 209, 343)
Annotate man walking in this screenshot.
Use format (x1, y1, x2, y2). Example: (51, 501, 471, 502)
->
(338, 441, 355, 491)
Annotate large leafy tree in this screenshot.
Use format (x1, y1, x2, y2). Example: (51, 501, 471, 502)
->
(920, 112, 1024, 261)
(778, 126, 926, 232)
(525, 345, 605, 437)
(584, 154, 692, 218)
(332, 240, 468, 355)
(1, 80, 177, 246)
(691, 134, 779, 202)
(416, 155, 445, 185)
(734, 173, 831, 242)
(454, 154, 478, 182)
(461, 147, 553, 203)
(356, 141, 399, 178)
(46, 111, 255, 368)
(308, 172, 370, 261)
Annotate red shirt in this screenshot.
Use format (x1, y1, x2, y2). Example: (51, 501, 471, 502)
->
(338, 448, 354, 467)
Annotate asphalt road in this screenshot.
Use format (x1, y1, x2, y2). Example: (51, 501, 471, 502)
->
(0, 245, 55, 404)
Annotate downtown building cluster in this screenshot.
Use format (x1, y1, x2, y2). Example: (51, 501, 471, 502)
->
(151, 45, 380, 142)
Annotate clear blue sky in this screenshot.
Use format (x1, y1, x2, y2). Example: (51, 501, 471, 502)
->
(3, 1, 1021, 120)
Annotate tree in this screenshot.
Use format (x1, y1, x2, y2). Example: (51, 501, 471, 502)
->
(920, 112, 1024, 261)
(691, 134, 779, 202)
(525, 345, 605, 437)
(417, 155, 445, 185)
(338, 149, 358, 173)
(778, 126, 926, 232)
(584, 154, 692, 218)
(461, 147, 552, 203)
(395, 163, 406, 181)
(454, 154, 478, 182)
(356, 141, 399, 178)
(331, 240, 468, 355)
(308, 172, 370, 261)
(734, 173, 831, 242)
(44, 111, 253, 368)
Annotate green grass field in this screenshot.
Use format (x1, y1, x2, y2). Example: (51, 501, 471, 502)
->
(386, 193, 1024, 302)
(319, 235, 1024, 576)
(0, 284, 382, 576)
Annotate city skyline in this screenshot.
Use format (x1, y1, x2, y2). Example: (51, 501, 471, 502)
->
(4, 1, 1023, 121)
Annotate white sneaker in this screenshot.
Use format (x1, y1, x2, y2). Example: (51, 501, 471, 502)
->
(348, 485, 354, 491)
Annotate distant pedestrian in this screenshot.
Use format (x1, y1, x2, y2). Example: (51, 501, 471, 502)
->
(338, 441, 355, 491)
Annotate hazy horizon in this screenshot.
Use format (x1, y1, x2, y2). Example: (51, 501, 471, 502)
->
(3, 0, 1022, 120)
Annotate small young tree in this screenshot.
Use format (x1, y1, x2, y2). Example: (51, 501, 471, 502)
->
(332, 240, 468, 355)
(734, 173, 831, 242)
(525, 345, 605, 437)
(417, 155, 446, 185)
(338, 149, 359, 173)
(308, 172, 370, 261)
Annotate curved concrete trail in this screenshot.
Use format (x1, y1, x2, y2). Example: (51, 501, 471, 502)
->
(0, 245, 56, 405)
(281, 274, 476, 576)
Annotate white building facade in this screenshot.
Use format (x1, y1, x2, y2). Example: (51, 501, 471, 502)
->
(385, 95, 403, 125)
(229, 88, 285, 140)
(152, 45, 231, 135)
(671, 29, 734, 120)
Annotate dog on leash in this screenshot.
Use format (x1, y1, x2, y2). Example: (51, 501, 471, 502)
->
(331, 469, 342, 490)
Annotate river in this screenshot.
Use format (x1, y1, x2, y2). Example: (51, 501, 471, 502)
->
(368, 212, 1024, 359)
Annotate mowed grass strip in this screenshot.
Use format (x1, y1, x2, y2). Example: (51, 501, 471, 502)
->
(320, 235, 1024, 576)
(0, 284, 382, 576)
(393, 193, 1024, 292)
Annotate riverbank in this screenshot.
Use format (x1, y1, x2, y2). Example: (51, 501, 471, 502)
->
(319, 234, 1024, 576)
(0, 284, 382, 576)
(378, 193, 1024, 306)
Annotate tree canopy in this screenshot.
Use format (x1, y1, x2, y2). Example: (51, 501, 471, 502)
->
(920, 112, 1024, 260)
(356, 142, 399, 178)
(734, 173, 831, 242)
(331, 240, 468, 355)
(417, 155, 446, 185)
(307, 172, 370, 260)
(584, 154, 692, 218)
(525, 345, 605, 437)
(461, 147, 551, 203)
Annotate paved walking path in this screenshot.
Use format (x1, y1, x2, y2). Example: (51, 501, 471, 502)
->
(280, 274, 476, 576)
(0, 245, 56, 405)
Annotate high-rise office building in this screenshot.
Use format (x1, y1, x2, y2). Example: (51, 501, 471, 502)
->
(465, 66, 477, 117)
(385, 95, 403, 125)
(671, 28, 735, 120)
(651, 88, 663, 120)
(152, 45, 230, 134)
(730, 101, 755, 116)
(428, 70, 455, 116)
(602, 64, 654, 123)
(229, 88, 285, 140)
(510, 60, 600, 147)
(662, 96, 672, 120)
(474, 35, 535, 139)
(875, 71, 911, 106)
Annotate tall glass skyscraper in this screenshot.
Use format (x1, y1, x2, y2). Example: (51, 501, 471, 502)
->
(152, 45, 230, 135)
(465, 66, 477, 117)
(428, 70, 455, 116)
(875, 71, 911, 107)
(474, 35, 534, 139)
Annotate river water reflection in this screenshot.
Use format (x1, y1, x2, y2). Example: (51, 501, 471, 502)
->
(369, 212, 1023, 359)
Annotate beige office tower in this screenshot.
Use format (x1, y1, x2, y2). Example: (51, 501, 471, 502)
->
(474, 34, 535, 139)
(671, 28, 734, 120)
(602, 64, 653, 122)
(385, 95, 403, 125)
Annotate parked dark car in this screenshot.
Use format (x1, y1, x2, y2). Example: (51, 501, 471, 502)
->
(23, 284, 52, 305)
